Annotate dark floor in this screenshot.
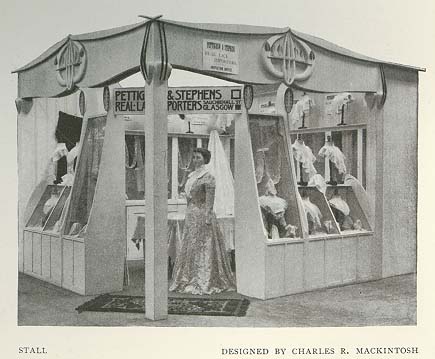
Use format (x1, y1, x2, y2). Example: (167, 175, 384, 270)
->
(18, 264, 416, 327)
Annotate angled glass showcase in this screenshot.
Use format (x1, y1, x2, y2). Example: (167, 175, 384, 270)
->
(248, 115, 302, 240)
(325, 185, 372, 234)
(26, 185, 68, 231)
(65, 115, 107, 237)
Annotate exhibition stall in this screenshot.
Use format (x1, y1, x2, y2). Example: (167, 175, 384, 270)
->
(15, 16, 421, 319)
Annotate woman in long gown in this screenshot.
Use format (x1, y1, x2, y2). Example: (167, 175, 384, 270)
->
(170, 148, 236, 295)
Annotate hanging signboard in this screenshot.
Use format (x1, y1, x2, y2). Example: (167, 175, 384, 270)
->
(202, 39, 239, 75)
(114, 87, 145, 115)
(167, 86, 242, 113)
(114, 86, 243, 115)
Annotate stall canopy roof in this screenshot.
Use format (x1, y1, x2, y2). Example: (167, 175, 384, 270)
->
(13, 18, 425, 99)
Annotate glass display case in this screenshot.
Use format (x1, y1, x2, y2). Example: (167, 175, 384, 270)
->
(65, 115, 107, 236)
(290, 127, 367, 188)
(43, 186, 71, 233)
(25, 185, 71, 232)
(248, 115, 303, 239)
(325, 185, 371, 234)
(298, 187, 340, 237)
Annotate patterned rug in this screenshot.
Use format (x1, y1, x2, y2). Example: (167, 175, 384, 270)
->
(76, 294, 250, 317)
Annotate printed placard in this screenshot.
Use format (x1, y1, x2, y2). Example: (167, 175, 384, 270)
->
(203, 39, 239, 75)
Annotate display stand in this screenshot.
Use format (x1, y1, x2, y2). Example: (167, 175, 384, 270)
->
(235, 85, 375, 299)
(22, 110, 125, 295)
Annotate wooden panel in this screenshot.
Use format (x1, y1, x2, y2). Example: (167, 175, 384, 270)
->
(357, 235, 373, 280)
(305, 240, 325, 289)
(62, 239, 74, 289)
(265, 244, 285, 298)
(50, 236, 62, 285)
(324, 238, 342, 286)
(73, 241, 85, 294)
(284, 242, 304, 294)
(234, 113, 267, 299)
(381, 68, 417, 277)
(84, 112, 126, 295)
(342, 237, 357, 283)
(23, 230, 33, 273)
(18, 232, 24, 272)
(41, 234, 51, 279)
(32, 233, 42, 276)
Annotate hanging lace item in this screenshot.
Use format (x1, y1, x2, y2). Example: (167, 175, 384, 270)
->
(61, 143, 79, 186)
(178, 138, 194, 191)
(125, 136, 145, 193)
(329, 195, 350, 216)
(125, 136, 137, 169)
(134, 136, 145, 193)
(250, 121, 282, 185)
(318, 142, 347, 174)
(290, 94, 315, 125)
(292, 139, 317, 177)
(308, 174, 327, 194)
(207, 130, 235, 217)
(52, 143, 68, 162)
(302, 197, 322, 230)
(332, 93, 354, 114)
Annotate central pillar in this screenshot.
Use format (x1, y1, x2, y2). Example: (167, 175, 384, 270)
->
(143, 21, 169, 320)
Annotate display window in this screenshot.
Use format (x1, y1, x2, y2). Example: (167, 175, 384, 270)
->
(65, 115, 107, 236)
(290, 127, 367, 188)
(249, 115, 302, 240)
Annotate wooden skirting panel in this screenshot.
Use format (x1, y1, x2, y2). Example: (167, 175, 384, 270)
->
(264, 233, 375, 299)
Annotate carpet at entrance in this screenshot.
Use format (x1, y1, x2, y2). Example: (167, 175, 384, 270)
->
(76, 294, 250, 317)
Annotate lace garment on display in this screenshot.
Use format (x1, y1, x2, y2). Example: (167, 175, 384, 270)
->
(52, 143, 68, 162)
(178, 138, 195, 193)
(302, 197, 322, 233)
(332, 93, 354, 114)
(259, 194, 295, 239)
(308, 174, 327, 194)
(329, 194, 354, 230)
(290, 94, 315, 125)
(329, 195, 350, 216)
(60, 144, 79, 186)
(250, 121, 283, 195)
(318, 142, 347, 174)
(292, 139, 317, 177)
(125, 135, 145, 196)
(207, 130, 234, 217)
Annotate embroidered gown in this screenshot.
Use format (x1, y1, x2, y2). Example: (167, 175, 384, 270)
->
(169, 171, 236, 295)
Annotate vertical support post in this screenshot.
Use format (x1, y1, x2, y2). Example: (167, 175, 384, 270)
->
(143, 21, 169, 320)
(324, 131, 332, 182)
(171, 137, 178, 200)
(357, 128, 363, 182)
